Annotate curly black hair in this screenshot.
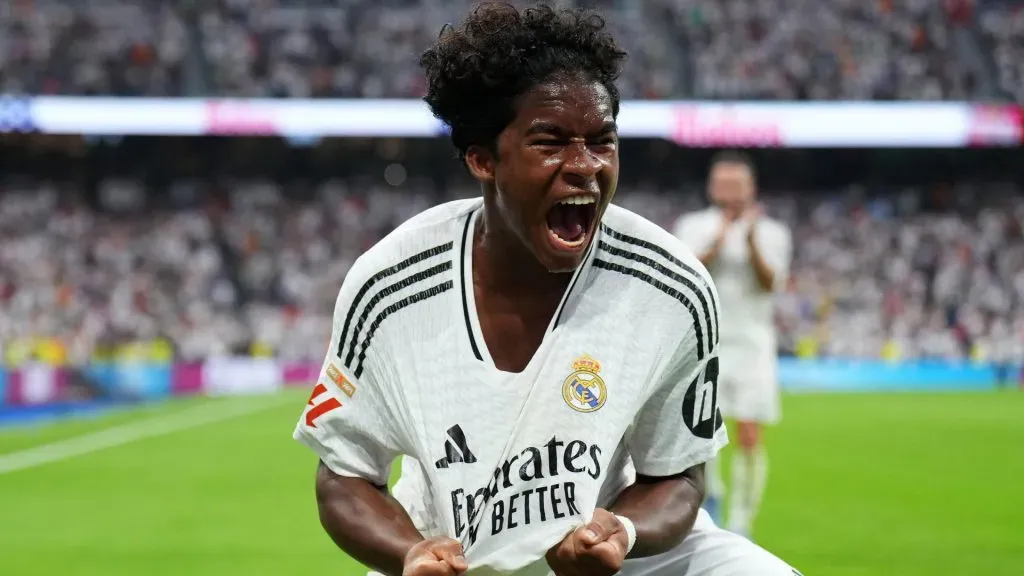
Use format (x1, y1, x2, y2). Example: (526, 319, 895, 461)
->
(420, 2, 627, 159)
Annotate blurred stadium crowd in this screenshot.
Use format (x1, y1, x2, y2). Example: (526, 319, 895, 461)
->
(1, 147, 1023, 367)
(1, 0, 1022, 368)
(0, 0, 1021, 102)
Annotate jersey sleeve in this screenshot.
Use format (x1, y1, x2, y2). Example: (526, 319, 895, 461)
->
(671, 213, 712, 255)
(292, 282, 404, 487)
(626, 282, 727, 478)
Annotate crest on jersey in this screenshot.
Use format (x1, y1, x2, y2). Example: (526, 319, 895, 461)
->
(562, 355, 607, 413)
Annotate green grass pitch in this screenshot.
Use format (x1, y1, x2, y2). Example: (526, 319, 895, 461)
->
(1, 389, 1021, 575)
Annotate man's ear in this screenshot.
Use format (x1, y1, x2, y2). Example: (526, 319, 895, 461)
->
(465, 144, 496, 183)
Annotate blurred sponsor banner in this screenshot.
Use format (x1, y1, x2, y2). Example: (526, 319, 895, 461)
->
(201, 357, 283, 396)
(172, 363, 204, 396)
(10, 96, 1021, 147)
(2, 364, 69, 405)
(779, 358, 999, 392)
(0, 358, 1003, 407)
(84, 362, 172, 400)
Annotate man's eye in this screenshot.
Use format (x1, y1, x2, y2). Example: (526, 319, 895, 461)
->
(535, 139, 565, 146)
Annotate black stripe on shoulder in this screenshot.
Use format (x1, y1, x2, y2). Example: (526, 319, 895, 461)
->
(344, 260, 453, 366)
(337, 242, 453, 359)
(459, 213, 483, 361)
(601, 225, 718, 343)
(353, 280, 455, 378)
(598, 239, 717, 354)
(593, 258, 707, 360)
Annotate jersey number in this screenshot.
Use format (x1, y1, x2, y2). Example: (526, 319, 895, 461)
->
(305, 383, 342, 428)
(682, 356, 721, 439)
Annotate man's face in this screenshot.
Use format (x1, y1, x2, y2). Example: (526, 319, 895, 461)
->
(708, 161, 755, 220)
(469, 75, 619, 273)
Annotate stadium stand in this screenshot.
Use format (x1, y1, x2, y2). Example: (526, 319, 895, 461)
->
(1, 138, 1022, 366)
(979, 0, 1024, 103)
(1, 0, 1021, 101)
(0, 0, 188, 96)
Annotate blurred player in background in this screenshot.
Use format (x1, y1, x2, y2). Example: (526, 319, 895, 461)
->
(672, 151, 792, 538)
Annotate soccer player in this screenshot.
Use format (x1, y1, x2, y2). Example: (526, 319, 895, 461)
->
(672, 151, 793, 538)
(294, 4, 799, 575)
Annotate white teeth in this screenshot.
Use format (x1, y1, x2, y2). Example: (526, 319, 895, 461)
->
(558, 196, 596, 206)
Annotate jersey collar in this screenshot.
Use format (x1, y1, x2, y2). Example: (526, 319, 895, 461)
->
(457, 204, 599, 367)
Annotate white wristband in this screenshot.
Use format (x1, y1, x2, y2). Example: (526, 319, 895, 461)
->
(615, 514, 637, 554)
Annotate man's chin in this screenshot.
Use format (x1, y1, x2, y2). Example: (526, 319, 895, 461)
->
(537, 242, 590, 274)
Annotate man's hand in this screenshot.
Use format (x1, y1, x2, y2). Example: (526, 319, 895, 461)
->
(546, 508, 630, 576)
(715, 212, 734, 244)
(744, 204, 763, 243)
(403, 537, 468, 576)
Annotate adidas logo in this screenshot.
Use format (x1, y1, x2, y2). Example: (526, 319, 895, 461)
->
(434, 425, 477, 469)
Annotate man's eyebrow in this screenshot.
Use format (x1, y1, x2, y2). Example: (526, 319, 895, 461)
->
(524, 121, 618, 137)
(525, 122, 565, 136)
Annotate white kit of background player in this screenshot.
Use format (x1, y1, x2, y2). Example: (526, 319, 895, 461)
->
(294, 199, 798, 575)
(672, 162, 792, 538)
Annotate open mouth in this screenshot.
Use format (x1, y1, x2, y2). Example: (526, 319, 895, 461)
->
(545, 195, 598, 251)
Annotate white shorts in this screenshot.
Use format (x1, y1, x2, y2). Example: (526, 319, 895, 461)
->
(717, 345, 780, 425)
(621, 509, 799, 576)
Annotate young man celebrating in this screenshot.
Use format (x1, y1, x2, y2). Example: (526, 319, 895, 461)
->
(672, 152, 793, 538)
(294, 4, 799, 575)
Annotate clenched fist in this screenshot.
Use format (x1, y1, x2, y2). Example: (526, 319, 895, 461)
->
(546, 508, 631, 576)
(403, 537, 468, 576)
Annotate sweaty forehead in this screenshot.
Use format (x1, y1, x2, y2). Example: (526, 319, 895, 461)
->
(513, 78, 614, 128)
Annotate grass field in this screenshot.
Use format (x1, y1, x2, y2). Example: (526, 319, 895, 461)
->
(1, 389, 1022, 575)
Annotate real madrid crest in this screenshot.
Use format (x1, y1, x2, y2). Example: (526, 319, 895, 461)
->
(562, 355, 607, 413)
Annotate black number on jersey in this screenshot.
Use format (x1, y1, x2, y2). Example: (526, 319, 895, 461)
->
(682, 356, 723, 439)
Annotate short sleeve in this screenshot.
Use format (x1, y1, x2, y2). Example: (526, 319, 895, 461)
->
(627, 294, 728, 477)
(293, 284, 403, 487)
(671, 214, 711, 255)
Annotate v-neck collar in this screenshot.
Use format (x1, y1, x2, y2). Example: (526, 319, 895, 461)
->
(457, 204, 598, 372)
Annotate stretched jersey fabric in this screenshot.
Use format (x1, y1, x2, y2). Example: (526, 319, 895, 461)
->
(294, 198, 726, 575)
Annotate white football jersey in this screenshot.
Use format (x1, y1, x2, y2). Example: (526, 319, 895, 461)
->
(295, 198, 727, 576)
(672, 207, 791, 352)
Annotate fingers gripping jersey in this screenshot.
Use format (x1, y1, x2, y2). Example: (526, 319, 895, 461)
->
(294, 199, 727, 576)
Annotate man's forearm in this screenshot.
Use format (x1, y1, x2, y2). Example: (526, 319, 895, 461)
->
(609, 465, 705, 558)
(698, 241, 724, 268)
(747, 237, 775, 291)
(316, 461, 423, 576)
(698, 250, 718, 268)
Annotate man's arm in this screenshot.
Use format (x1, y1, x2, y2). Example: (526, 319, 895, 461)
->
(746, 232, 776, 292)
(697, 236, 726, 269)
(296, 260, 466, 576)
(672, 214, 728, 269)
(609, 465, 705, 558)
(746, 216, 792, 293)
(618, 265, 725, 556)
(316, 462, 424, 576)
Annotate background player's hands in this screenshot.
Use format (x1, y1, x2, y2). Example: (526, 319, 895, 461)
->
(714, 213, 733, 246)
(744, 203, 763, 242)
(545, 508, 630, 576)
(403, 537, 468, 576)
